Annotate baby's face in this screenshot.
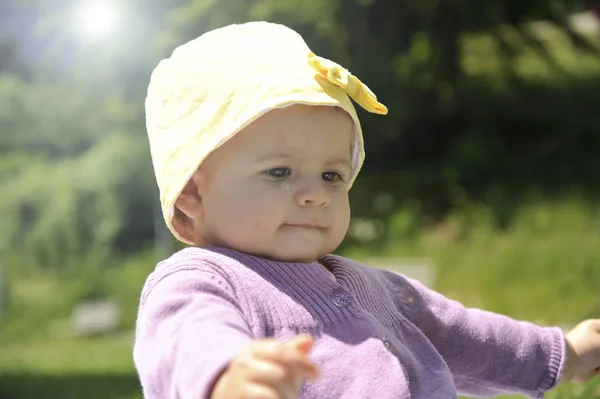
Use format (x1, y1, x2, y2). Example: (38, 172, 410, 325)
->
(192, 104, 354, 262)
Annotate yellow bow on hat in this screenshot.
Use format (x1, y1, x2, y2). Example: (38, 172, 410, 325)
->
(307, 52, 388, 115)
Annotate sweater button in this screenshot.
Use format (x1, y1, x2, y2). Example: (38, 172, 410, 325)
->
(331, 289, 353, 307)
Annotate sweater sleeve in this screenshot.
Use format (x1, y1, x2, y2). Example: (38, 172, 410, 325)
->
(383, 271, 566, 398)
(133, 265, 254, 399)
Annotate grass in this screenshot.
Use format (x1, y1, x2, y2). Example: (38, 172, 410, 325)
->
(0, 373, 142, 399)
(0, 333, 135, 374)
(0, 334, 142, 399)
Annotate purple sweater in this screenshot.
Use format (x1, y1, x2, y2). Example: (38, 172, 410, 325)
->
(133, 246, 565, 398)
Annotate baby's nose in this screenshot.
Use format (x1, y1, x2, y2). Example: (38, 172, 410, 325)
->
(294, 181, 331, 207)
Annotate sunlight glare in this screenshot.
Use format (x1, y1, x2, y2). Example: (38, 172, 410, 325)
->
(74, 1, 121, 41)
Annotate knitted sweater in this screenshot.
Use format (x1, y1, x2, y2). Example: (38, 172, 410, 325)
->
(133, 246, 565, 398)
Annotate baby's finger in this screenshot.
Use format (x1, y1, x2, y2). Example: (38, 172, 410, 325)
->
(244, 358, 302, 397)
(287, 334, 314, 355)
(573, 370, 597, 384)
(285, 335, 320, 380)
(243, 382, 287, 399)
(286, 335, 320, 380)
(585, 319, 600, 333)
(252, 340, 320, 380)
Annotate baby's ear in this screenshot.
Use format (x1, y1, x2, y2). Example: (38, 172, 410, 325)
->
(174, 173, 203, 219)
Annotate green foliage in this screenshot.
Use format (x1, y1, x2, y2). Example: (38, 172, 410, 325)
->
(0, 133, 155, 273)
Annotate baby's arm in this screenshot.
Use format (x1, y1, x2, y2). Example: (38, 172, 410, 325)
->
(386, 272, 565, 398)
(134, 268, 254, 398)
(134, 267, 319, 399)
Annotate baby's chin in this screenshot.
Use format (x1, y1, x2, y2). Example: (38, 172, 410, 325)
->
(239, 243, 332, 264)
(208, 233, 341, 263)
(250, 248, 325, 264)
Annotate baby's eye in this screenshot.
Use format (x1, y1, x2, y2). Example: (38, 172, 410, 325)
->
(266, 167, 291, 179)
(322, 171, 344, 183)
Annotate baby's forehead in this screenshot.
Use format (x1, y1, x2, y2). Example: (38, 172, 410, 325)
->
(254, 105, 354, 134)
(247, 114, 354, 149)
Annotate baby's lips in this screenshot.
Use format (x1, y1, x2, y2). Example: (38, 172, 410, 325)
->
(285, 222, 327, 230)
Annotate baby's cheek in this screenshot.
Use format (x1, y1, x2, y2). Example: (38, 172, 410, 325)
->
(250, 218, 268, 239)
(333, 197, 351, 227)
(231, 198, 274, 231)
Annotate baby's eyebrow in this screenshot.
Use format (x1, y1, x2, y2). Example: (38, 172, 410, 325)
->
(255, 153, 352, 169)
(255, 152, 294, 162)
(327, 159, 353, 170)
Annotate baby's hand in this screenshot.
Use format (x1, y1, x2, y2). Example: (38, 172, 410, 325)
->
(561, 319, 600, 384)
(211, 334, 320, 399)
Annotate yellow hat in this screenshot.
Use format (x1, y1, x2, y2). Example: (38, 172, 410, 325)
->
(145, 21, 387, 244)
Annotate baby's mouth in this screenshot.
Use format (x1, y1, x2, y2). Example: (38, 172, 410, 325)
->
(284, 223, 326, 230)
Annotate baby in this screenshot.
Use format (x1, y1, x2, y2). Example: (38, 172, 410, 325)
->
(134, 21, 600, 398)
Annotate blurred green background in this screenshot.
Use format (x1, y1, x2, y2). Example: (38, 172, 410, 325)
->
(1, 0, 600, 398)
